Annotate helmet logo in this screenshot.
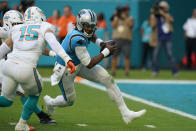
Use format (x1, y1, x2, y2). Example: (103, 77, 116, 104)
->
(4, 16, 10, 19)
(80, 10, 86, 15)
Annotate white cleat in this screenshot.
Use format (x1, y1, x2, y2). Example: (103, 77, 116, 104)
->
(122, 109, 146, 124)
(44, 95, 55, 116)
(15, 123, 35, 131)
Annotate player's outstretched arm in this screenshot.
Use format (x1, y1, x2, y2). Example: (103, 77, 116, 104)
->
(44, 30, 75, 74)
(75, 43, 116, 69)
(0, 36, 12, 59)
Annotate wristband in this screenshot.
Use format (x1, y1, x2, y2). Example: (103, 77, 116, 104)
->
(101, 48, 110, 57)
(95, 38, 103, 46)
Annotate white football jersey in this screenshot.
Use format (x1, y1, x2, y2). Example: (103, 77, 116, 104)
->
(8, 21, 55, 67)
(0, 26, 10, 42)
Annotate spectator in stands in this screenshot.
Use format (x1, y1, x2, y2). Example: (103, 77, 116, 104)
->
(20, 0, 35, 14)
(12, 5, 19, 11)
(47, 10, 60, 26)
(97, 13, 107, 29)
(111, 5, 134, 76)
(140, 17, 153, 70)
(183, 9, 196, 69)
(47, 10, 60, 36)
(58, 5, 76, 42)
(150, 1, 178, 77)
(0, 1, 9, 26)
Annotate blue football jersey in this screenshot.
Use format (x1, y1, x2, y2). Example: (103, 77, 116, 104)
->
(56, 29, 89, 66)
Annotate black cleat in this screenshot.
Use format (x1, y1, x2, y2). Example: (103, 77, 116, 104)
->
(37, 111, 56, 124)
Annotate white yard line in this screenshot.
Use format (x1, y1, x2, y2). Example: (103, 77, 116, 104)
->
(42, 77, 196, 120)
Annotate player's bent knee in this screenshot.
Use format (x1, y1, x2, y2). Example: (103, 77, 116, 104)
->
(95, 67, 113, 84)
(66, 93, 76, 106)
(101, 74, 115, 86)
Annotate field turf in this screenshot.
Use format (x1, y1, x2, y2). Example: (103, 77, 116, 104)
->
(0, 67, 196, 131)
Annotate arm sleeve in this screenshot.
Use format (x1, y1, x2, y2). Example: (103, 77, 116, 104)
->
(75, 46, 91, 66)
(44, 32, 71, 64)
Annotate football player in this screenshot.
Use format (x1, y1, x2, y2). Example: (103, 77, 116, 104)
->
(44, 9, 146, 124)
(0, 7, 75, 131)
(0, 10, 57, 125)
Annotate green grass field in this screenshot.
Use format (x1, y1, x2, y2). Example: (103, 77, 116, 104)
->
(0, 68, 196, 131)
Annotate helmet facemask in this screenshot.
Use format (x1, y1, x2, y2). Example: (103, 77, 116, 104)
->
(81, 22, 96, 38)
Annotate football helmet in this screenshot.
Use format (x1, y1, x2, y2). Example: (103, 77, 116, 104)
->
(24, 6, 46, 22)
(76, 9, 97, 38)
(3, 10, 23, 29)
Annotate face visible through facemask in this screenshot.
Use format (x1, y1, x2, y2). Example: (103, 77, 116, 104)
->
(83, 23, 96, 37)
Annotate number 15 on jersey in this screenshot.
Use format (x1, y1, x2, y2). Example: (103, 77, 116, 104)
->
(19, 25, 40, 41)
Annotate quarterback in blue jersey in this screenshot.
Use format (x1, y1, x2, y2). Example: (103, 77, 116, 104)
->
(44, 9, 146, 124)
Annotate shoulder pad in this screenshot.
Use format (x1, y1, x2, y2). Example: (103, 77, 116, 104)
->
(71, 34, 86, 44)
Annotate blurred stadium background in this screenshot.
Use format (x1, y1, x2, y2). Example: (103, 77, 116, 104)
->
(0, 0, 196, 131)
(2, 0, 196, 68)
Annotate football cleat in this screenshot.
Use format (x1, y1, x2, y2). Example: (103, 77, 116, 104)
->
(15, 123, 35, 131)
(44, 95, 55, 116)
(28, 126, 35, 131)
(122, 109, 146, 124)
(38, 111, 56, 124)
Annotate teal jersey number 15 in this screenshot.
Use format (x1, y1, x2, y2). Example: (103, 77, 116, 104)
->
(19, 25, 40, 41)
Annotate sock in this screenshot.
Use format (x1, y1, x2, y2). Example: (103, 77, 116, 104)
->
(21, 96, 39, 120)
(104, 77, 130, 115)
(0, 96, 13, 107)
(37, 111, 45, 119)
(18, 118, 27, 124)
(20, 96, 41, 114)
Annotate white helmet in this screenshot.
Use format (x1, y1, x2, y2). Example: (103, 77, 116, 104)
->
(3, 10, 23, 29)
(76, 9, 97, 38)
(24, 6, 46, 22)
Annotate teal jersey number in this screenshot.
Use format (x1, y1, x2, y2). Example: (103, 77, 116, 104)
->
(19, 25, 40, 41)
(19, 26, 26, 41)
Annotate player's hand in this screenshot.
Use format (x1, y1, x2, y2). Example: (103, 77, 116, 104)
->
(105, 44, 116, 55)
(100, 42, 106, 51)
(67, 60, 75, 74)
(49, 50, 56, 57)
(100, 40, 116, 57)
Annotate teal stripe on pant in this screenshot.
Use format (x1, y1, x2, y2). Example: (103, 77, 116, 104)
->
(21, 96, 39, 120)
(33, 68, 42, 93)
(58, 80, 67, 101)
